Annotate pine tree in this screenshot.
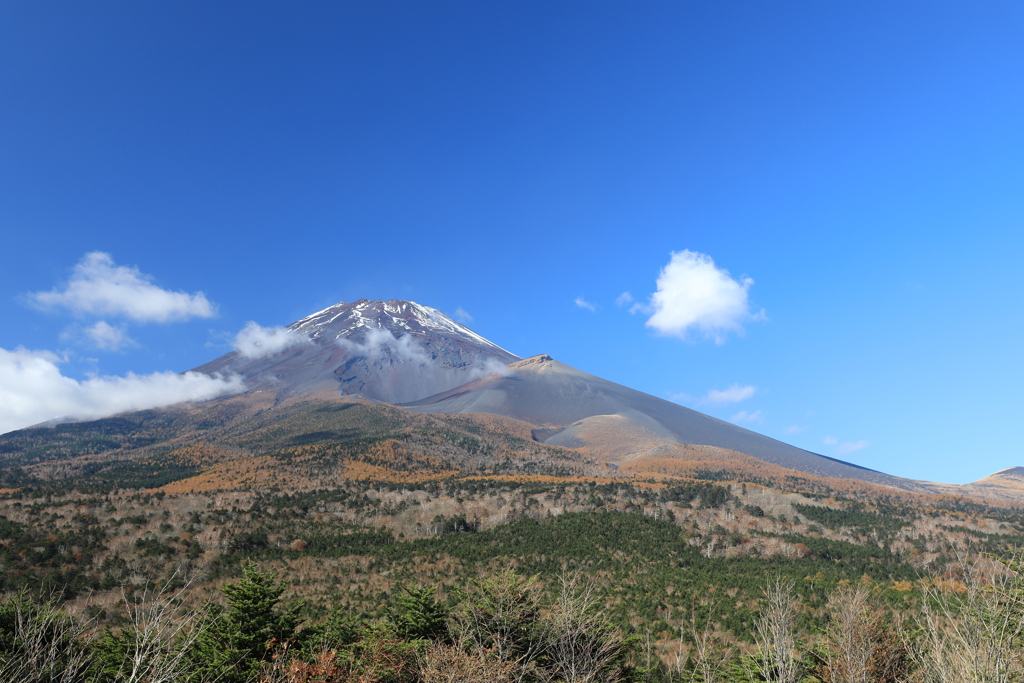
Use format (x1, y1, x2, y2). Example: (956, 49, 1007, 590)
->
(190, 561, 303, 683)
(388, 585, 449, 642)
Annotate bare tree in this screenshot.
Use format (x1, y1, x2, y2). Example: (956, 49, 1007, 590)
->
(750, 576, 800, 683)
(544, 572, 624, 683)
(676, 602, 731, 683)
(913, 554, 1024, 683)
(95, 569, 213, 683)
(821, 585, 876, 683)
(0, 594, 94, 683)
(419, 641, 517, 683)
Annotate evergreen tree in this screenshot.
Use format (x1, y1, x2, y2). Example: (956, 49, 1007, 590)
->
(190, 561, 303, 683)
(387, 585, 449, 642)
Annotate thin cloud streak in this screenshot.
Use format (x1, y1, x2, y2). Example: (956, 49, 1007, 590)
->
(699, 384, 756, 405)
(574, 297, 596, 312)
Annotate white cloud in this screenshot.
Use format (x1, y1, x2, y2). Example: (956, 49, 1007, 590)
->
(232, 322, 312, 359)
(60, 321, 137, 351)
(84, 321, 136, 351)
(0, 346, 244, 435)
(785, 425, 806, 435)
(823, 436, 838, 445)
(616, 292, 634, 307)
(574, 297, 596, 312)
(28, 252, 216, 323)
(339, 327, 510, 380)
(836, 440, 870, 456)
(454, 307, 474, 323)
(731, 409, 764, 424)
(699, 384, 756, 405)
(641, 250, 762, 343)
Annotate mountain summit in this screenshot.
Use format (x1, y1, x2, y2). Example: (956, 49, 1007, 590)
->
(193, 299, 519, 403)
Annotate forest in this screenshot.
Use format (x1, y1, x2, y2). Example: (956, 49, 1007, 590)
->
(3, 398, 1024, 680)
(3, 549, 1024, 682)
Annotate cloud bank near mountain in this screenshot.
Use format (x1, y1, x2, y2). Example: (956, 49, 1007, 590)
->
(232, 322, 312, 359)
(0, 346, 243, 435)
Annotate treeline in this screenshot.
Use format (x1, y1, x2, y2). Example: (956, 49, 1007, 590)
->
(3, 554, 1024, 682)
(212, 511, 921, 638)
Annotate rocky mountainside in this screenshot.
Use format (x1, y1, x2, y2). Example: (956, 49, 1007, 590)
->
(403, 354, 923, 490)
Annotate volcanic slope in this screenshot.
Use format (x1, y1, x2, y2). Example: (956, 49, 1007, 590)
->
(193, 299, 519, 403)
(403, 354, 924, 491)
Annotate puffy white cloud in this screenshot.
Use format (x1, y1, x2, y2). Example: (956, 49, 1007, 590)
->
(232, 322, 312, 359)
(836, 440, 870, 456)
(28, 252, 216, 323)
(574, 297, 596, 312)
(731, 409, 764, 424)
(0, 346, 244, 435)
(641, 250, 761, 343)
(699, 384, 756, 405)
(84, 321, 135, 351)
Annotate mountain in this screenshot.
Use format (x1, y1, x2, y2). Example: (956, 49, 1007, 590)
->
(401, 354, 921, 490)
(186, 298, 1024, 497)
(192, 299, 519, 403)
(184, 298, 956, 494)
(3, 298, 1014, 498)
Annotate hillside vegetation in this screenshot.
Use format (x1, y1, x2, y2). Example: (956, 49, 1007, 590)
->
(1, 393, 1024, 680)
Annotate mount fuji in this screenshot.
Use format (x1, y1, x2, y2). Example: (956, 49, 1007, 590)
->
(189, 299, 941, 492)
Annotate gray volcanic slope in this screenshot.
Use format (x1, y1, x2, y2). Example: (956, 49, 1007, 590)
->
(404, 355, 919, 489)
(192, 299, 520, 403)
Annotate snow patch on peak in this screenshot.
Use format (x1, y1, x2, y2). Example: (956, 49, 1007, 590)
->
(283, 299, 519, 359)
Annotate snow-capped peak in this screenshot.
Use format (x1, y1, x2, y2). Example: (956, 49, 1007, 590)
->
(287, 299, 517, 358)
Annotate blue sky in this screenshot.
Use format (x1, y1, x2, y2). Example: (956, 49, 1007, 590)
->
(2, 2, 1022, 484)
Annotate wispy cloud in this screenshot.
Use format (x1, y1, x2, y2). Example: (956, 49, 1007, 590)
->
(232, 322, 312, 359)
(454, 307, 473, 323)
(27, 252, 216, 323)
(616, 292, 634, 307)
(638, 250, 763, 343)
(699, 384, 756, 405)
(836, 440, 870, 456)
(84, 321, 135, 351)
(0, 346, 243, 435)
(731, 409, 764, 424)
(574, 297, 596, 312)
(339, 327, 510, 380)
(822, 436, 868, 455)
(785, 425, 806, 435)
(60, 321, 137, 351)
